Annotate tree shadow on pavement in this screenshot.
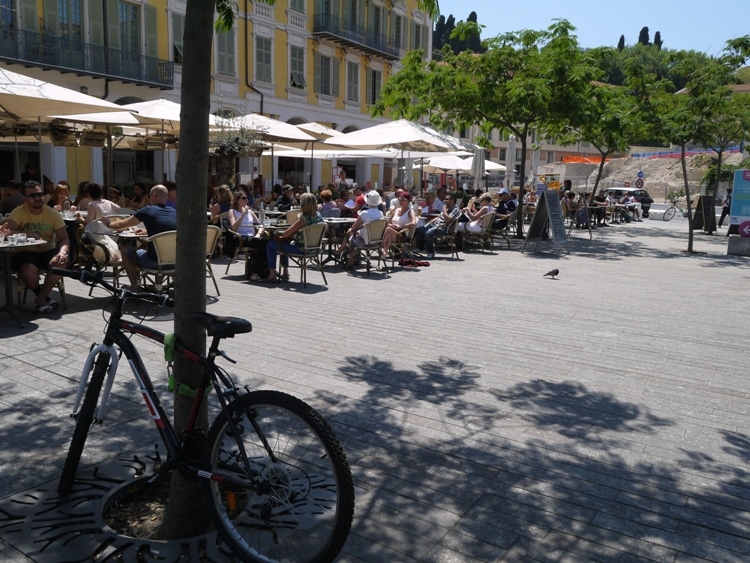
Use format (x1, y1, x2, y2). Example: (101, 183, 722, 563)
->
(325, 355, 750, 561)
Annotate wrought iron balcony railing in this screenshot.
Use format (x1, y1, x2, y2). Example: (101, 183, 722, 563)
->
(0, 26, 173, 89)
(313, 14, 401, 61)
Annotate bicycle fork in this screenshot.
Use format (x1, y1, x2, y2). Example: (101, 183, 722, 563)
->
(71, 343, 120, 422)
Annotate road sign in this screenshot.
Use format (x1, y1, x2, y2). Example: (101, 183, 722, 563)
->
(637, 170, 644, 179)
(740, 221, 750, 237)
(623, 181, 630, 187)
(635, 178, 644, 189)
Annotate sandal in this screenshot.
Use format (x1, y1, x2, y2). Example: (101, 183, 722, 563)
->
(35, 303, 55, 315)
(250, 273, 264, 283)
(264, 276, 282, 283)
(46, 297, 59, 309)
(280, 273, 290, 282)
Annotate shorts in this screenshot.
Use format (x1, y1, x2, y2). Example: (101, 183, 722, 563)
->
(12, 249, 57, 271)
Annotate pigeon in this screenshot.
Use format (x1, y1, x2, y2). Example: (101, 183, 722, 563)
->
(543, 268, 559, 279)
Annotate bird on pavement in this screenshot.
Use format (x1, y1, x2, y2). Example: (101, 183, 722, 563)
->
(543, 268, 559, 279)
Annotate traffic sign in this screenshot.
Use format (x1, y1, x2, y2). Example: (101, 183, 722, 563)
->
(740, 221, 750, 238)
(635, 178, 644, 189)
(637, 170, 644, 179)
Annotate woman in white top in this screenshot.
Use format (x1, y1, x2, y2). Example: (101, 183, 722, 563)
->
(338, 190, 384, 268)
(383, 191, 417, 255)
(458, 194, 494, 233)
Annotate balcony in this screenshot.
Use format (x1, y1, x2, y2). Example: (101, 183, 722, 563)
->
(0, 26, 173, 89)
(313, 14, 401, 61)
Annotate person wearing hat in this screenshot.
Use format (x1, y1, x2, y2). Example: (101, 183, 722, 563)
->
(383, 190, 416, 257)
(276, 184, 295, 212)
(338, 190, 384, 269)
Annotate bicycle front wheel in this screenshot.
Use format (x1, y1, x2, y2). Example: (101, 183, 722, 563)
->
(663, 207, 676, 221)
(204, 390, 354, 563)
(58, 351, 111, 495)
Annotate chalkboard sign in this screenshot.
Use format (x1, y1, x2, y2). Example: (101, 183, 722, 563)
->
(523, 190, 569, 253)
(692, 195, 717, 233)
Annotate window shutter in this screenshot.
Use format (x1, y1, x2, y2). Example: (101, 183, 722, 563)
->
(366, 68, 373, 105)
(314, 52, 321, 93)
(88, 0, 103, 44)
(144, 5, 157, 58)
(332, 57, 339, 98)
(358, 0, 365, 30)
(106, 0, 120, 49)
(42, 0, 58, 35)
(20, 0, 36, 31)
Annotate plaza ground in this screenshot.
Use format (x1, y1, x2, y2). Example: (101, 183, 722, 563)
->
(1, 217, 749, 561)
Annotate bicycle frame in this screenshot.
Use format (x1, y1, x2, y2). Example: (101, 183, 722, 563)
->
(67, 277, 257, 484)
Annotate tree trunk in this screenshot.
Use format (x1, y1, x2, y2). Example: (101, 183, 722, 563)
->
(515, 129, 528, 238)
(160, 0, 215, 539)
(681, 143, 695, 253)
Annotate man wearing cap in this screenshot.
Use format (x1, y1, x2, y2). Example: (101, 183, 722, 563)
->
(276, 184, 295, 211)
(414, 192, 461, 259)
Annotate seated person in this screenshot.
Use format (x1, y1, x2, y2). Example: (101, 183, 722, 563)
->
(265, 193, 323, 282)
(276, 184, 295, 212)
(561, 190, 577, 223)
(493, 191, 512, 230)
(2, 181, 70, 313)
(623, 194, 642, 221)
(82, 182, 121, 224)
(105, 185, 176, 290)
(458, 194, 494, 234)
(383, 191, 417, 256)
(209, 185, 233, 224)
(338, 190, 385, 268)
(318, 189, 338, 213)
(226, 192, 269, 282)
(592, 190, 609, 226)
(414, 193, 461, 259)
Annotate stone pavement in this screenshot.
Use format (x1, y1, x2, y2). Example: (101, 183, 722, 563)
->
(1, 218, 750, 562)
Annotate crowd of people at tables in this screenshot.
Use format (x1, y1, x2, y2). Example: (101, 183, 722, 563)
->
(3, 164, 649, 313)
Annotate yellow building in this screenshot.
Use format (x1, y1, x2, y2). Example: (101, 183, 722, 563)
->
(0, 0, 432, 189)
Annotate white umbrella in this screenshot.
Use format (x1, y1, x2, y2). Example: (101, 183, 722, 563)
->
(529, 148, 540, 187)
(216, 113, 315, 143)
(0, 67, 124, 120)
(323, 119, 452, 152)
(471, 148, 487, 190)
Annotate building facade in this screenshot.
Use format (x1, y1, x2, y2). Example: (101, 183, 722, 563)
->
(0, 0, 432, 190)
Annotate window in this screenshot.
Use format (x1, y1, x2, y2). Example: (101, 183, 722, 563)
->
(0, 0, 12, 29)
(546, 151, 555, 164)
(58, 0, 82, 42)
(346, 61, 359, 101)
(366, 68, 381, 105)
(515, 149, 522, 162)
(314, 52, 339, 97)
(172, 13, 184, 64)
(370, 5, 382, 34)
(217, 29, 235, 75)
(413, 23, 422, 50)
(498, 148, 506, 161)
(346, 0, 357, 26)
(392, 15, 403, 49)
(118, 1, 140, 54)
(255, 35, 272, 82)
(290, 0, 305, 13)
(290, 45, 306, 89)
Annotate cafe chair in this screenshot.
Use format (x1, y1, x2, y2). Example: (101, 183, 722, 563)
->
(205, 225, 222, 296)
(17, 270, 67, 310)
(433, 220, 460, 260)
(356, 218, 389, 274)
(463, 212, 496, 253)
(389, 226, 415, 268)
(285, 209, 302, 224)
(139, 230, 177, 294)
(223, 227, 256, 275)
(79, 218, 126, 290)
(278, 222, 327, 288)
(492, 207, 518, 250)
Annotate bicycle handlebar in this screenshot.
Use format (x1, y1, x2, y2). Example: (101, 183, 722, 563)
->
(51, 268, 174, 308)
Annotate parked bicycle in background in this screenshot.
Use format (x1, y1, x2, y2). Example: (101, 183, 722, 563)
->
(662, 198, 691, 221)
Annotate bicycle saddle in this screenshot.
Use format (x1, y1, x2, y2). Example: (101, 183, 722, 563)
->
(191, 312, 252, 338)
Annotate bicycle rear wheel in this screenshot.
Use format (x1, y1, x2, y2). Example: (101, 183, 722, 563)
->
(663, 207, 676, 221)
(58, 351, 111, 495)
(204, 390, 354, 563)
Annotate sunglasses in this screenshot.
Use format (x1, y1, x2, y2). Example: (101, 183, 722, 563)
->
(26, 193, 44, 199)
(239, 196, 248, 200)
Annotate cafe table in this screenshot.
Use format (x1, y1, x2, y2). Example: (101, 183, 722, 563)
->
(321, 217, 355, 265)
(0, 238, 47, 326)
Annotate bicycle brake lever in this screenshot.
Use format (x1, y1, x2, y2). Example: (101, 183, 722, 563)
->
(218, 350, 237, 364)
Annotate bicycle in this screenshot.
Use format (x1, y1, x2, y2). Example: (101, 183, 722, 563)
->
(53, 268, 354, 563)
(662, 198, 690, 221)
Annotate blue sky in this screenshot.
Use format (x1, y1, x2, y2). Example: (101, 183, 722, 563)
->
(435, 0, 750, 56)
